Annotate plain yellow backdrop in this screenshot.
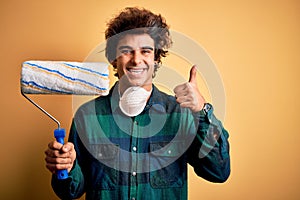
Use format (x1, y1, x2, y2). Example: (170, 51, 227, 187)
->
(1, 0, 299, 199)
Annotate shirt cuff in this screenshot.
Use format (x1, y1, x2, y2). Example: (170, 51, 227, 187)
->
(198, 104, 214, 124)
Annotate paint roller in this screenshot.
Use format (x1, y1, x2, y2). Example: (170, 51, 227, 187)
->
(21, 60, 110, 179)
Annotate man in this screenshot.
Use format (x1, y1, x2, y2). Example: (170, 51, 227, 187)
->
(45, 7, 230, 200)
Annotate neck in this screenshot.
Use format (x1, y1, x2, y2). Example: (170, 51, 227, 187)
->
(119, 82, 152, 96)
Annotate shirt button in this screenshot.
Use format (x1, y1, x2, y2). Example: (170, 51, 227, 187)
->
(132, 171, 137, 176)
(132, 198, 136, 200)
(168, 150, 172, 154)
(132, 146, 137, 152)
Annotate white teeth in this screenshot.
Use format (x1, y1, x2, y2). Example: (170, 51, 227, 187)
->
(128, 69, 144, 74)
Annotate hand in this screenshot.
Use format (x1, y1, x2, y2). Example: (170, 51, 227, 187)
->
(45, 141, 76, 174)
(174, 65, 206, 112)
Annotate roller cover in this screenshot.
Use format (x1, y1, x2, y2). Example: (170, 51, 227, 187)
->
(21, 60, 109, 95)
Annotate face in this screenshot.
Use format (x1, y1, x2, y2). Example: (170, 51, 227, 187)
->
(115, 34, 156, 90)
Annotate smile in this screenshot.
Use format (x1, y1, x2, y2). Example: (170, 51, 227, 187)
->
(126, 67, 148, 75)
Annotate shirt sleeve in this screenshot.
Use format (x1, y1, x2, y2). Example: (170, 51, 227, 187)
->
(187, 109, 231, 183)
(51, 121, 86, 199)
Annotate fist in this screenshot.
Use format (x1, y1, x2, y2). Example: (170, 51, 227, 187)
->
(45, 141, 76, 174)
(174, 65, 206, 112)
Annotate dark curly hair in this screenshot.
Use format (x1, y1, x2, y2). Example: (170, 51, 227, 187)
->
(105, 7, 172, 77)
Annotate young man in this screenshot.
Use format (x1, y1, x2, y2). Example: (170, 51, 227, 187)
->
(45, 7, 230, 200)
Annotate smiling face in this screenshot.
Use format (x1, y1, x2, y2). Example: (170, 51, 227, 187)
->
(115, 33, 156, 92)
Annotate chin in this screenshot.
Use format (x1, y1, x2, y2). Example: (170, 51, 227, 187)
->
(129, 80, 144, 87)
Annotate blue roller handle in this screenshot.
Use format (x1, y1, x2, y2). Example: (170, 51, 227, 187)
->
(54, 128, 69, 180)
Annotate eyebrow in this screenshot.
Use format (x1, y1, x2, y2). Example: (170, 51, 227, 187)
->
(118, 46, 154, 51)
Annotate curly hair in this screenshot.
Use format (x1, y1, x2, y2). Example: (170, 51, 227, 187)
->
(105, 7, 172, 77)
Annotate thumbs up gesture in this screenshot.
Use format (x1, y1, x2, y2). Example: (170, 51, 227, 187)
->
(173, 65, 206, 113)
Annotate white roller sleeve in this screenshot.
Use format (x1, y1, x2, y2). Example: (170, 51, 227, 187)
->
(21, 60, 110, 95)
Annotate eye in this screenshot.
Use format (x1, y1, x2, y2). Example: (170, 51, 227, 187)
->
(120, 49, 132, 55)
(141, 49, 153, 55)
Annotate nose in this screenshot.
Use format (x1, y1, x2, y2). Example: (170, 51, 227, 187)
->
(131, 51, 143, 66)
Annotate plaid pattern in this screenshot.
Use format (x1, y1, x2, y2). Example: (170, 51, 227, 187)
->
(52, 83, 230, 200)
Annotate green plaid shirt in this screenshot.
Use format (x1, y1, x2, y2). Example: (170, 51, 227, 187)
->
(52, 83, 230, 200)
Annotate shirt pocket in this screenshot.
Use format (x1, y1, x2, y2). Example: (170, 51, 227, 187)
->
(149, 141, 185, 189)
(88, 143, 120, 190)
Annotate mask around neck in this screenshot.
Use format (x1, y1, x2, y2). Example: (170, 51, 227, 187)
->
(119, 86, 152, 117)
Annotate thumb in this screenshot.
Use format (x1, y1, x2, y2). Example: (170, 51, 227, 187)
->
(62, 142, 73, 152)
(62, 145, 70, 152)
(188, 65, 197, 83)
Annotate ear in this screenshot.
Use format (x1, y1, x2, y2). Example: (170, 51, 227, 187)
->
(152, 61, 159, 78)
(110, 59, 117, 67)
(110, 60, 120, 78)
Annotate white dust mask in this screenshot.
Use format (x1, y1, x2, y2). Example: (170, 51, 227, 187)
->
(119, 86, 152, 117)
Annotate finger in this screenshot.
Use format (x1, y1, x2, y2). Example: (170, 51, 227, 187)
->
(179, 102, 192, 108)
(61, 142, 74, 153)
(174, 89, 189, 99)
(45, 148, 71, 158)
(48, 141, 63, 150)
(45, 156, 72, 165)
(176, 82, 194, 94)
(46, 162, 73, 172)
(173, 83, 188, 94)
(176, 94, 195, 104)
(176, 95, 189, 104)
(188, 65, 197, 84)
(48, 141, 74, 153)
(45, 156, 73, 173)
(174, 82, 192, 98)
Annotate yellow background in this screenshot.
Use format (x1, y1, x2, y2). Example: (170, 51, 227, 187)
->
(1, 0, 299, 199)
